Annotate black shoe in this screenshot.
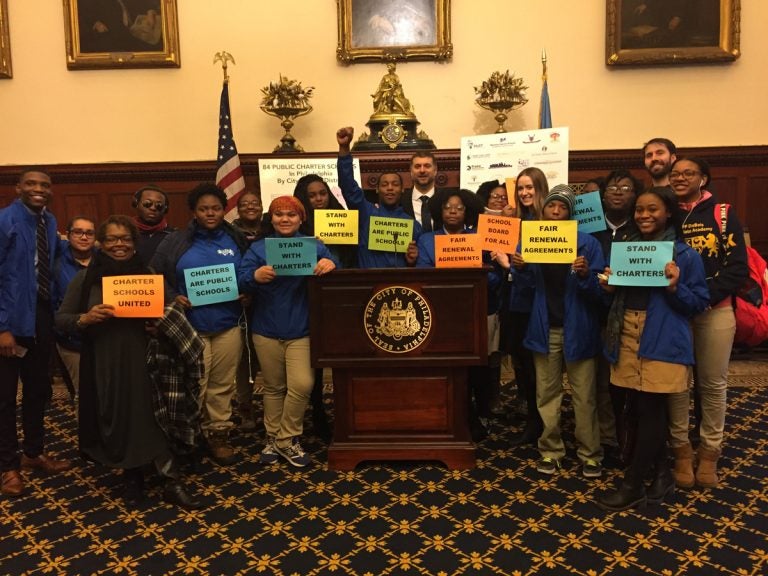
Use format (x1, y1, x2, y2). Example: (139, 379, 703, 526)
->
(470, 420, 488, 443)
(312, 409, 332, 444)
(647, 468, 675, 505)
(510, 428, 540, 447)
(163, 481, 203, 510)
(596, 483, 647, 512)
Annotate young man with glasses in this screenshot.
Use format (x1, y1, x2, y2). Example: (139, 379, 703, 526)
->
(132, 185, 175, 265)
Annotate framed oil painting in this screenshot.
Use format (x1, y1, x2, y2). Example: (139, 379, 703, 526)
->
(337, 0, 452, 63)
(0, 0, 11, 78)
(606, 0, 740, 66)
(63, 0, 180, 70)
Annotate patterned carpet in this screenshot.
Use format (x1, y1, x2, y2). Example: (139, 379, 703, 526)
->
(2, 365, 767, 576)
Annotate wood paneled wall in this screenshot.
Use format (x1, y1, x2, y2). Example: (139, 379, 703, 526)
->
(2, 146, 767, 255)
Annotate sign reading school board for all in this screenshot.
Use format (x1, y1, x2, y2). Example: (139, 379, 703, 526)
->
(314, 209, 359, 245)
(184, 263, 239, 307)
(368, 216, 414, 252)
(101, 275, 164, 318)
(477, 214, 521, 253)
(265, 237, 317, 276)
(609, 241, 674, 287)
(434, 234, 482, 268)
(520, 220, 578, 264)
(573, 190, 607, 234)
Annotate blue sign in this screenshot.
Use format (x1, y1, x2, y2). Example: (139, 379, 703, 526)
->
(265, 237, 317, 276)
(573, 190, 606, 234)
(609, 241, 674, 287)
(184, 263, 239, 306)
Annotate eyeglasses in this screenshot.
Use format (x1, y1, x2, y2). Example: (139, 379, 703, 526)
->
(140, 200, 166, 210)
(443, 204, 466, 212)
(69, 228, 95, 238)
(606, 185, 634, 194)
(239, 201, 261, 209)
(102, 235, 134, 245)
(669, 169, 701, 180)
(489, 193, 507, 201)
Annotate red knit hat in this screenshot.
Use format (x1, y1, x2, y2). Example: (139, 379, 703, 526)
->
(268, 195, 306, 222)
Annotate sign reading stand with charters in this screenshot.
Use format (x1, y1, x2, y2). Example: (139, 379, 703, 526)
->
(315, 209, 359, 245)
(102, 275, 164, 318)
(434, 234, 482, 268)
(521, 220, 578, 264)
(368, 216, 414, 252)
(609, 241, 674, 287)
(184, 264, 239, 306)
(265, 237, 317, 276)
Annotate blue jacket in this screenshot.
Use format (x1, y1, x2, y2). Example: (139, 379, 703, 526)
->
(516, 232, 606, 362)
(337, 154, 422, 268)
(151, 221, 245, 333)
(604, 240, 710, 366)
(416, 228, 504, 314)
(53, 242, 96, 350)
(0, 200, 58, 337)
(239, 233, 338, 340)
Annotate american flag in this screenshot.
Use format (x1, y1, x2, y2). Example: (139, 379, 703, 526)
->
(216, 82, 246, 220)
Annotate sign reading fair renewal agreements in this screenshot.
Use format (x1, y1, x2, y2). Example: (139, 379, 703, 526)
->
(258, 158, 360, 207)
(609, 241, 674, 287)
(184, 263, 239, 307)
(460, 127, 569, 192)
(102, 275, 164, 318)
(573, 190, 606, 234)
(265, 237, 317, 276)
(521, 220, 578, 264)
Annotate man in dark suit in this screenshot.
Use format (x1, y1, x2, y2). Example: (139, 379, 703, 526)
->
(401, 152, 438, 232)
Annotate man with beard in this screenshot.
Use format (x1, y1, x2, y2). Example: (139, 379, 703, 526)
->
(401, 152, 439, 233)
(132, 185, 175, 265)
(642, 137, 677, 187)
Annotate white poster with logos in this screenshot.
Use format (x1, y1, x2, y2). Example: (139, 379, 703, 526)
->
(460, 127, 569, 192)
(257, 158, 361, 208)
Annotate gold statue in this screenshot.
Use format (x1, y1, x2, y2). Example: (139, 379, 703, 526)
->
(371, 63, 415, 118)
(260, 75, 314, 153)
(474, 70, 528, 133)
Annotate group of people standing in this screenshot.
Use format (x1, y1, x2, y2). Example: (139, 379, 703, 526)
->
(0, 134, 747, 515)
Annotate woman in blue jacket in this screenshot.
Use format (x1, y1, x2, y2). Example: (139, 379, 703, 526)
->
(596, 186, 709, 511)
(239, 196, 338, 468)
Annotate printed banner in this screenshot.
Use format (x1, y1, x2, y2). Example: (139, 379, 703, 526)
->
(477, 214, 521, 252)
(265, 237, 318, 276)
(521, 220, 578, 264)
(573, 190, 606, 234)
(102, 275, 164, 318)
(609, 241, 674, 287)
(184, 263, 239, 306)
(257, 158, 359, 207)
(368, 216, 414, 253)
(314, 209, 359, 244)
(434, 234, 483, 268)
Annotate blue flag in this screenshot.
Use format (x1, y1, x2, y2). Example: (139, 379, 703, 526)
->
(539, 77, 552, 129)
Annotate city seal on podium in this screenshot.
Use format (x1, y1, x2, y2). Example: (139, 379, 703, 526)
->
(364, 286, 432, 353)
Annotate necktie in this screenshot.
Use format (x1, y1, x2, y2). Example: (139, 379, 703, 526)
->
(420, 195, 432, 232)
(36, 214, 51, 301)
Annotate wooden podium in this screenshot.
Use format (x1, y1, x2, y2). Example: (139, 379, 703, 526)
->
(309, 268, 488, 470)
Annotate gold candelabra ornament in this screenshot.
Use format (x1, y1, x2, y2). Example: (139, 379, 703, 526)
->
(474, 70, 528, 133)
(260, 75, 314, 153)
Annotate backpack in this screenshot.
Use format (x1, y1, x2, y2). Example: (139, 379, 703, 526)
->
(716, 204, 768, 347)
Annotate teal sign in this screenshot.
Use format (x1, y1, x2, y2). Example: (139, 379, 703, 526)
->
(573, 190, 606, 234)
(265, 237, 317, 276)
(609, 241, 674, 287)
(184, 263, 239, 306)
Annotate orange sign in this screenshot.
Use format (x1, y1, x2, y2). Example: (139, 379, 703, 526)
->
(504, 178, 517, 209)
(102, 275, 164, 318)
(477, 214, 521, 252)
(434, 234, 482, 268)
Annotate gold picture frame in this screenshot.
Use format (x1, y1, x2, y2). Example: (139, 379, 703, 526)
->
(336, 0, 452, 64)
(0, 0, 11, 79)
(606, 0, 740, 66)
(63, 0, 180, 70)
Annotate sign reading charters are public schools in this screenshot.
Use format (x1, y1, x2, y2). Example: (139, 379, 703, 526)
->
(314, 209, 359, 244)
(521, 220, 578, 264)
(265, 237, 317, 276)
(368, 216, 414, 252)
(609, 241, 674, 287)
(102, 275, 164, 317)
(184, 263, 239, 306)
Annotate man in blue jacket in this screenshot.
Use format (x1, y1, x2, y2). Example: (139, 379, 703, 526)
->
(0, 169, 71, 497)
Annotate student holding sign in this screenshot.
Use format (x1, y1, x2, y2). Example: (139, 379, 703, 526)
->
(596, 186, 709, 511)
(151, 183, 249, 467)
(55, 215, 202, 509)
(336, 126, 421, 268)
(511, 185, 606, 479)
(239, 196, 338, 468)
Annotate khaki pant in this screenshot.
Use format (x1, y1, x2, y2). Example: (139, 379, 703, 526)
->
(253, 334, 313, 450)
(668, 305, 735, 451)
(199, 326, 242, 432)
(534, 327, 601, 463)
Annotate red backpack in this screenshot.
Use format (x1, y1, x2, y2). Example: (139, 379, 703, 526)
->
(716, 204, 768, 347)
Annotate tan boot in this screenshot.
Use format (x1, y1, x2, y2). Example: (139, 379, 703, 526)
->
(206, 430, 236, 466)
(696, 445, 721, 488)
(672, 443, 695, 488)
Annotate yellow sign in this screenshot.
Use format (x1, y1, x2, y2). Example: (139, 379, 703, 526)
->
(102, 275, 164, 318)
(477, 214, 520, 252)
(368, 216, 414, 252)
(314, 209, 359, 245)
(521, 220, 578, 264)
(434, 234, 482, 268)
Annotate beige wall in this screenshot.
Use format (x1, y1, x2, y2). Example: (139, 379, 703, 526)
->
(1, 0, 765, 165)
